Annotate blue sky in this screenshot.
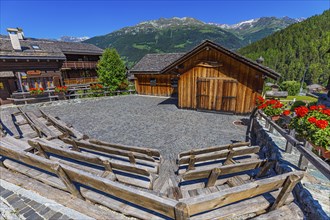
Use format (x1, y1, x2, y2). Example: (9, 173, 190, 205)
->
(0, 0, 329, 39)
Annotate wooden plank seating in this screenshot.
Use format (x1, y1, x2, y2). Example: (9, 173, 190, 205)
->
(177, 144, 260, 174)
(0, 140, 305, 219)
(0, 135, 34, 152)
(180, 159, 271, 190)
(89, 138, 161, 161)
(28, 138, 156, 189)
(0, 144, 179, 219)
(0, 111, 21, 138)
(180, 171, 304, 220)
(24, 111, 62, 139)
(39, 109, 86, 140)
(62, 138, 160, 173)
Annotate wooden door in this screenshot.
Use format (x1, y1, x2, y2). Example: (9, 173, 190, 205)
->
(196, 78, 238, 112)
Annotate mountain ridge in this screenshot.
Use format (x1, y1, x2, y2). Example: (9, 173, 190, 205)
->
(84, 16, 303, 65)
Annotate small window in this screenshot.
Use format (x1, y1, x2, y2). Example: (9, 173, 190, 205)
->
(150, 78, 156, 86)
(31, 45, 40, 50)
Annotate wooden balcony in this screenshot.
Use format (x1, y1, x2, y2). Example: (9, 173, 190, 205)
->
(62, 61, 98, 69)
(64, 77, 99, 85)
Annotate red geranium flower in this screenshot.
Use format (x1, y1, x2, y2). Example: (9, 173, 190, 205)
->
(295, 106, 309, 118)
(258, 104, 267, 109)
(283, 110, 291, 116)
(315, 119, 328, 129)
(317, 105, 326, 110)
(308, 117, 317, 124)
(323, 109, 330, 116)
(309, 105, 318, 111)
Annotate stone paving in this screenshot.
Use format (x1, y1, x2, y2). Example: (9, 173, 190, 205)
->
(0, 179, 93, 220)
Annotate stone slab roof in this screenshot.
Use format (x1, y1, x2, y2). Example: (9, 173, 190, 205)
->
(0, 36, 66, 60)
(130, 53, 185, 73)
(52, 41, 103, 55)
(0, 36, 103, 60)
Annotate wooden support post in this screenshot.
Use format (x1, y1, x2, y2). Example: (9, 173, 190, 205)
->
(174, 202, 189, 220)
(52, 163, 84, 200)
(255, 160, 274, 178)
(187, 155, 196, 171)
(265, 120, 270, 129)
(128, 152, 136, 164)
(285, 129, 294, 153)
(224, 149, 235, 165)
(35, 142, 49, 159)
(269, 174, 302, 211)
(168, 186, 183, 200)
(298, 142, 309, 170)
(206, 168, 221, 187)
(71, 140, 81, 152)
(298, 153, 309, 170)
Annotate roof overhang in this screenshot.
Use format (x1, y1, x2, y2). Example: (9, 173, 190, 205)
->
(0, 56, 66, 60)
(160, 40, 281, 80)
(61, 51, 103, 56)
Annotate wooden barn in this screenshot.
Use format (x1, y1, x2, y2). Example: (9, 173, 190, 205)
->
(130, 40, 281, 114)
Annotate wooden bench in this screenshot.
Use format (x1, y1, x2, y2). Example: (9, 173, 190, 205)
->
(0, 144, 179, 220)
(62, 138, 160, 173)
(39, 109, 86, 140)
(180, 159, 272, 189)
(179, 170, 304, 220)
(177, 143, 260, 174)
(28, 138, 157, 189)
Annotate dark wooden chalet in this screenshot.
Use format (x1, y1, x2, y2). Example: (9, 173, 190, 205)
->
(54, 41, 103, 85)
(130, 40, 281, 114)
(0, 28, 103, 102)
(0, 28, 66, 102)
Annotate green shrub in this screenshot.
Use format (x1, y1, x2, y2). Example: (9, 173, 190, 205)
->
(290, 100, 306, 111)
(307, 101, 318, 107)
(280, 81, 303, 96)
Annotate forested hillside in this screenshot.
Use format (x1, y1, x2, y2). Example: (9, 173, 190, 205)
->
(239, 10, 330, 85)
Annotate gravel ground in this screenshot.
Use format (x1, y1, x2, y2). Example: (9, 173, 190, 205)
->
(38, 95, 248, 160)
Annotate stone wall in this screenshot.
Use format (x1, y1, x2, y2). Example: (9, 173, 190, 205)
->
(251, 118, 329, 220)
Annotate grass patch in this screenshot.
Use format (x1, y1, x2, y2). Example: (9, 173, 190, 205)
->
(132, 43, 151, 50)
(280, 95, 317, 102)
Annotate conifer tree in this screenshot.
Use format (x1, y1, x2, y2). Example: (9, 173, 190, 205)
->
(97, 48, 127, 91)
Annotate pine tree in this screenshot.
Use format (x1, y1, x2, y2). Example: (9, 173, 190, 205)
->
(97, 48, 127, 91)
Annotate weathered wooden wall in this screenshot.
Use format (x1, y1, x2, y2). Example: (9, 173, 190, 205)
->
(175, 48, 264, 114)
(134, 74, 175, 96)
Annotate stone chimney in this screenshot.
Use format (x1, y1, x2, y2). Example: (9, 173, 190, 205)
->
(17, 27, 24, 40)
(7, 28, 21, 51)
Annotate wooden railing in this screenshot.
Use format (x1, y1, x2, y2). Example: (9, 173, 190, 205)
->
(62, 61, 98, 69)
(254, 110, 330, 180)
(64, 77, 99, 85)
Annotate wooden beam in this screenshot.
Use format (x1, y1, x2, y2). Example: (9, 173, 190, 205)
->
(206, 168, 221, 187)
(178, 146, 260, 165)
(269, 174, 302, 211)
(178, 142, 250, 158)
(255, 160, 275, 178)
(182, 159, 266, 181)
(63, 138, 156, 163)
(89, 138, 160, 157)
(51, 163, 84, 200)
(174, 202, 189, 220)
(187, 155, 196, 171)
